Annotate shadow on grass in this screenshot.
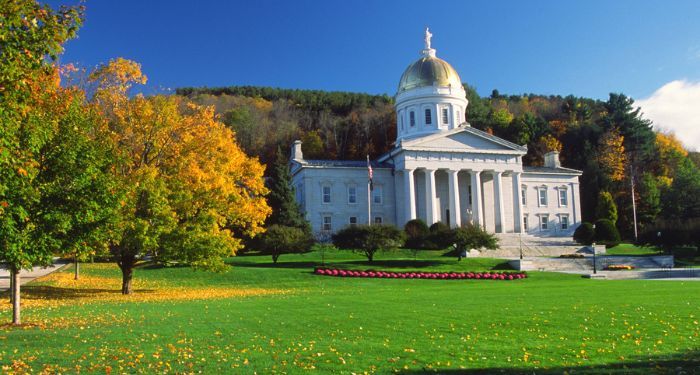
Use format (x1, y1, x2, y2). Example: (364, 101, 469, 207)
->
(397, 349, 700, 374)
(228, 261, 320, 269)
(341, 260, 447, 268)
(0, 285, 155, 301)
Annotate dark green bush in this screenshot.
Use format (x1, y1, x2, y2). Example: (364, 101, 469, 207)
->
(332, 224, 405, 261)
(573, 222, 595, 246)
(594, 219, 621, 247)
(259, 225, 315, 263)
(427, 222, 454, 249)
(404, 219, 429, 249)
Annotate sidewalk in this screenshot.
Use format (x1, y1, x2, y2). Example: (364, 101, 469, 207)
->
(0, 259, 70, 292)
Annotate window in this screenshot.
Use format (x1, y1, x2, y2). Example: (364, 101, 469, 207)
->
(348, 186, 357, 204)
(410, 111, 416, 127)
(468, 185, 472, 205)
(560, 216, 569, 230)
(400, 116, 404, 130)
(322, 185, 331, 203)
(373, 185, 382, 204)
(559, 189, 568, 206)
(424, 109, 432, 125)
(521, 187, 527, 205)
(349, 216, 357, 226)
(523, 216, 528, 231)
(374, 216, 383, 224)
(442, 107, 449, 125)
(538, 187, 548, 206)
(323, 216, 332, 231)
(540, 215, 549, 230)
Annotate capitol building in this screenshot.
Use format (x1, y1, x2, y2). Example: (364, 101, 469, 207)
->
(290, 30, 582, 238)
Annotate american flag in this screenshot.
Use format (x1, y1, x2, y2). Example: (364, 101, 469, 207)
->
(367, 155, 374, 191)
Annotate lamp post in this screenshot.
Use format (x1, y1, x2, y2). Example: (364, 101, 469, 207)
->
(592, 224, 597, 274)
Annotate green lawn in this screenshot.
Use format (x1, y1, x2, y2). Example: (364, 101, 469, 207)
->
(605, 243, 663, 256)
(1, 248, 699, 373)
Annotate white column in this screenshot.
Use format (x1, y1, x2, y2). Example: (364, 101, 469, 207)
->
(493, 171, 505, 233)
(404, 169, 416, 223)
(512, 172, 523, 233)
(447, 170, 461, 228)
(470, 170, 483, 227)
(424, 169, 437, 225)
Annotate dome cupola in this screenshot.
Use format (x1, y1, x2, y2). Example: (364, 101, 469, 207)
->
(394, 28, 469, 143)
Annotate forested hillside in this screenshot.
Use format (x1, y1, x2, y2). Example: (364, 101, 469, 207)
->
(177, 85, 700, 241)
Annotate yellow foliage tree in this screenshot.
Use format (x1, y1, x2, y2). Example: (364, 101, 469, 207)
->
(89, 58, 270, 294)
(597, 128, 626, 182)
(538, 134, 563, 153)
(655, 132, 687, 183)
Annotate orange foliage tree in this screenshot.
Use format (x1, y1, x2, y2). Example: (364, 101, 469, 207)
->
(89, 59, 270, 294)
(597, 127, 627, 182)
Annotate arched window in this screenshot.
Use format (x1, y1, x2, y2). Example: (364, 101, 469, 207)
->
(424, 109, 432, 125)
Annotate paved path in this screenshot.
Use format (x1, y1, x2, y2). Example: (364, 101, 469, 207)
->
(0, 260, 70, 292)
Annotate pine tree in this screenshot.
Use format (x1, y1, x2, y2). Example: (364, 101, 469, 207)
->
(267, 147, 312, 234)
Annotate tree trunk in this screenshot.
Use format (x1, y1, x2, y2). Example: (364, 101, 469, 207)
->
(74, 256, 80, 280)
(272, 253, 279, 264)
(8, 269, 13, 304)
(367, 251, 374, 262)
(118, 254, 136, 295)
(11, 267, 20, 325)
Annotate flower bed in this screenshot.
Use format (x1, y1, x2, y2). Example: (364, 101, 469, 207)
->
(313, 268, 527, 280)
(605, 264, 635, 270)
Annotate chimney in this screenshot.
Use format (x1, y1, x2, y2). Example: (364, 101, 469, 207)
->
(291, 140, 303, 161)
(544, 151, 561, 168)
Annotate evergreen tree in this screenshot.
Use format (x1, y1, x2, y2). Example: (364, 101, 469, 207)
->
(267, 146, 312, 234)
(596, 191, 618, 224)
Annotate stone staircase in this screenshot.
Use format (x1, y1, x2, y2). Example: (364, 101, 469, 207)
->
(473, 233, 592, 257)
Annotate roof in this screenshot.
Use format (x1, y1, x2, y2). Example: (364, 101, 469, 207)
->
(523, 165, 582, 175)
(299, 159, 393, 169)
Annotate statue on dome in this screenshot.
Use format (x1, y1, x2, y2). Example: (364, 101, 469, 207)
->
(424, 27, 433, 50)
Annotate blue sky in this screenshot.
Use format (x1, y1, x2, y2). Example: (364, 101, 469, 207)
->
(47, 0, 700, 148)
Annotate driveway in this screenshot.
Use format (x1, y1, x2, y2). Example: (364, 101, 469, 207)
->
(0, 260, 70, 292)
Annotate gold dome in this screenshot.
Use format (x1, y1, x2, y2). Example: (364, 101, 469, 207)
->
(397, 55, 463, 93)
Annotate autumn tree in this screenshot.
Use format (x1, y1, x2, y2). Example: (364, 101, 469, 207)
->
(0, 0, 112, 324)
(597, 127, 626, 182)
(89, 59, 270, 294)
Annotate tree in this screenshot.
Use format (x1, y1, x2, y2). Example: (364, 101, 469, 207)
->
(267, 147, 311, 232)
(89, 59, 271, 294)
(332, 224, 405, 262)
(594, 219, 621, 247)
(403, 219, 429, 249)
(661, 157, 700, 220)
(636, 172, 661, 228)
(452, 224, 498, 254)
(597, 128, 626, 182)
(260, 225, 314, 263)
(596, 191, 618, 224)
(0, 1, 87, 325)
(573, 222, 595, 246)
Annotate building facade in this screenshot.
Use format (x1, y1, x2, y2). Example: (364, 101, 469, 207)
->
(290, 29, 582, 237)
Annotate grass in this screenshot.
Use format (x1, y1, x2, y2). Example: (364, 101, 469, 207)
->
(605, 243, 663, 256)
(1, 248, 699, 373)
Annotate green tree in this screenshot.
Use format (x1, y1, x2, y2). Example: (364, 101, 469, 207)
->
(573, 222, 595, 246)
(596, 191, 618, 224)
(661, 157, 700, 220)
(260, 225, 314, 263)
(267, 147, 312, 234)
(452, 224, 498, 254)
(0, 0, 85, 325)
(636, 172, 661, 228)
(594, 219, 621, 247)
(332, 224, 405, 262)
(403, 219, 429, 249)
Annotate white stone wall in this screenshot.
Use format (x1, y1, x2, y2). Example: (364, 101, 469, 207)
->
(291, 166, 396, 235)
(521, 173, 581, 237)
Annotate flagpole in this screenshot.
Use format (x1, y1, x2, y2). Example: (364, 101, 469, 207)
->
(367, 155, 372, 226)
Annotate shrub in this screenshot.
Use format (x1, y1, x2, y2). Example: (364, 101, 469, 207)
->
(451, 224, 499, 255)
(596, 191, 618, 224)
(259, 225, 315, 263)
(332, 224, 405, 261)
(594, 219, 621, 247)
(404, 219, 429, 249)
(427, 222, 454, 249)
(573, 222, 595, 245)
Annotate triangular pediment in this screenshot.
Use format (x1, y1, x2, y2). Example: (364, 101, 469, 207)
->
(401, 127, 527, 153)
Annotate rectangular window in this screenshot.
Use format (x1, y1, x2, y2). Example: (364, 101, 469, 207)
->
(349, 216, 357, 225)
(323, 216, 332, 231)
(561, 216, 569, 230)
(540, 215, 549, 230)
(410, 111, 416, 127)
(373, 185, 382, 204)
(523, 216, 528, 231)
(374, 216, 383, 224)
(468, 185, 472, 205)
(348, 186, 357, 204)
(521, 188, 527, 205)
(538, 188, 547, 206)
(442, 108, 449, 125)
(322, 185, 331, 203)
(424, 109, 432, 125)
(559, 189, 568, 206)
